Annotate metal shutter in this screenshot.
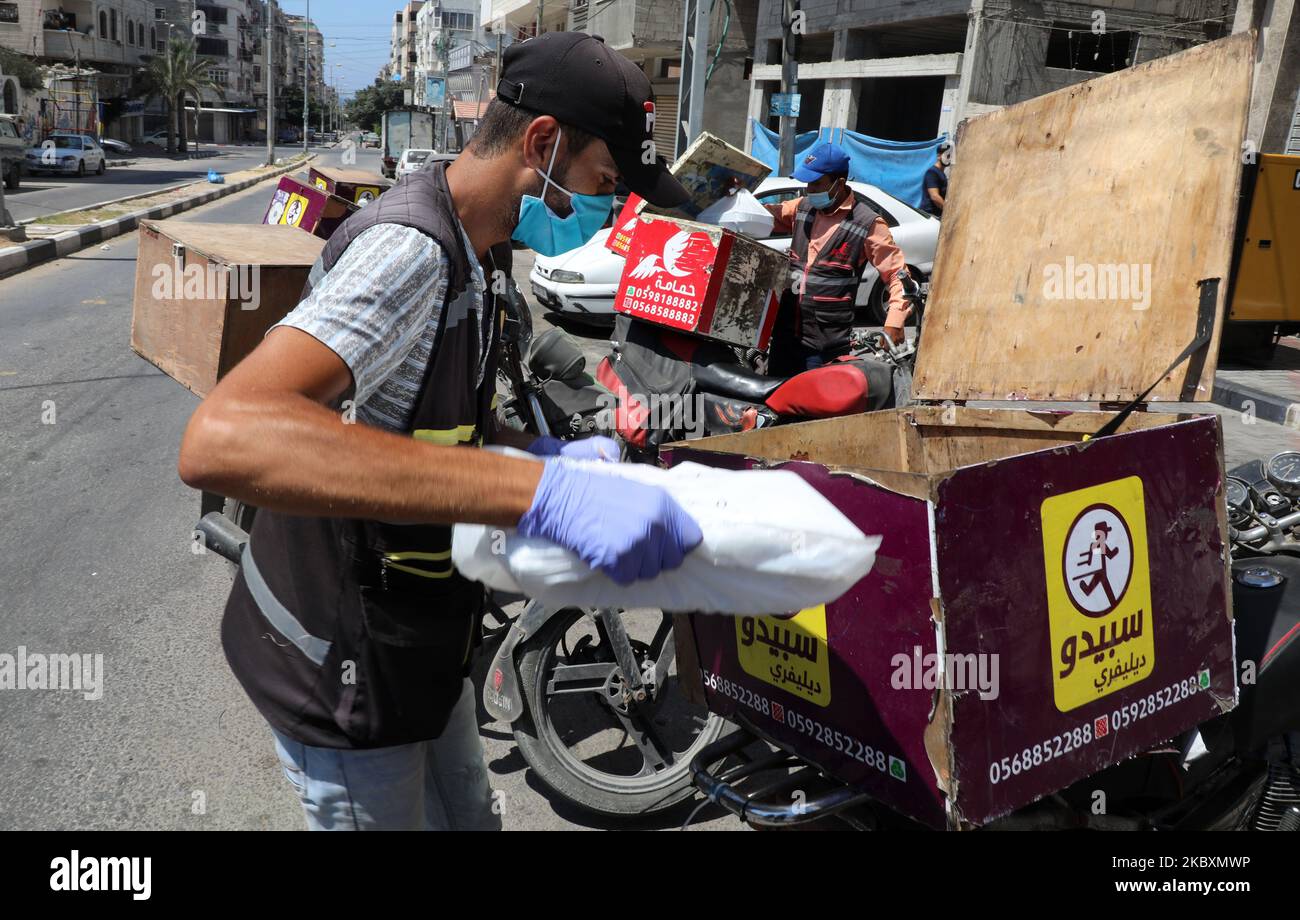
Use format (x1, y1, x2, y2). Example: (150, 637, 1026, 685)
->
(654, 94, 678, 162)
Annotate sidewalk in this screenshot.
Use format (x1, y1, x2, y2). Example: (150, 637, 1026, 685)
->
(1212, 337, 1300, 429)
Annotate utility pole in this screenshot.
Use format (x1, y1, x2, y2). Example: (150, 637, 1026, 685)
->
(440, 23, 450, 152)
(535, 1, 543, 37)
(675, 0, 711, 160)
(266, 0, 276, 165)
(302, 0, 310, 153)
(778, 0, 801, 177)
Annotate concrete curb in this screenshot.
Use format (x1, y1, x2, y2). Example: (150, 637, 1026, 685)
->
(1212, 376, 1300, 430)
(0, 154, 316, 280)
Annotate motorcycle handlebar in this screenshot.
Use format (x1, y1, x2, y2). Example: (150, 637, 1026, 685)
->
(197, 511, 249, 564)
(1233, 508, 1300, 545)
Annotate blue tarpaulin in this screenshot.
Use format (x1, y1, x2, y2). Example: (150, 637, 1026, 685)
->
(750, 121, 946, 209)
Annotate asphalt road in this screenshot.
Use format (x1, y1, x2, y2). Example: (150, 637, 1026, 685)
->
(6, 142, 333, 224)
(1, 146, 1295, 832)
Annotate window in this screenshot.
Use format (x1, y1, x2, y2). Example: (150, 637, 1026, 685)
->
(210, 69, 228, 86)
(0, 2, 18, 25)
(155, 8, 165, 20)
(443, 11, 474, 32)
(111, 10, 118, 42)
(99, 10, 108, 37)
(196, 37, 228, 56)
(44, 9, 76, 29)
(127, 20, 134, 43)
(1044, 22, 1133, 73)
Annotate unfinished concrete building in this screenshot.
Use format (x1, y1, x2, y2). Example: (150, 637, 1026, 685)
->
(746, 0, 1240, 148)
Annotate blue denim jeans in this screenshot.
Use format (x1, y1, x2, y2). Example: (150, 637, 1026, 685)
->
(271, 678, 502, 831)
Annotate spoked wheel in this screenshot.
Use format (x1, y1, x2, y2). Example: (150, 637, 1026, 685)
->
(513, 606, 731, 817)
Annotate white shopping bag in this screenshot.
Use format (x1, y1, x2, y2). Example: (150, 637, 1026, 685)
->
(452, 456, 881, 615)
(696, 188, 775, 238)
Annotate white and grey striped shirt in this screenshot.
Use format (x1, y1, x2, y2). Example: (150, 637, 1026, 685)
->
(273, 221, 490, 432)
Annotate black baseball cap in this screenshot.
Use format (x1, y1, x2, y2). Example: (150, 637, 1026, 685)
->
(496, 32, 688, 208)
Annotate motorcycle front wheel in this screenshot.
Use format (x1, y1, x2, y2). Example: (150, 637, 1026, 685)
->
(511, 607, 731, 817)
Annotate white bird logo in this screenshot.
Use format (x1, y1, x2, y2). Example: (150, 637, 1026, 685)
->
(628, 230, 695, 279)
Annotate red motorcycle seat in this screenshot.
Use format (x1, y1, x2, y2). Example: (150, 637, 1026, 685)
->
(765, 362, 871, 418)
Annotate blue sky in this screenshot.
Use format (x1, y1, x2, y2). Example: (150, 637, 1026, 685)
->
(278, 0, 400, 101)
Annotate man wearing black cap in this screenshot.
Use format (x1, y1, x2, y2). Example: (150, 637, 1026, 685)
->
(179, 33, 699, 830)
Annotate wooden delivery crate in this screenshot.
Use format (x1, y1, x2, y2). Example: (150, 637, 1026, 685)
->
(263, 175, 357, 239)
(131, 220, 325, 397)
(307, 166, 391, 207)
(665, 33, 1253, 829)
(614, 214, 787, 351)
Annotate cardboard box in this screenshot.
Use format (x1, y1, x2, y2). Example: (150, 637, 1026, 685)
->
(652, 131, 771, 221)
(131, 220, 325, 397)
(664, 34, 1253, 829)
(263, 176, 357, 239)
(614, 214, 786, 351)
(307, 166, 391, 207)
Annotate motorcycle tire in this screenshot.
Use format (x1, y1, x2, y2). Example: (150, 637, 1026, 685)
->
(511, 607, 734, 817)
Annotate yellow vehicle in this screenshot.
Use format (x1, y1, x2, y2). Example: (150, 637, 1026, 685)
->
(1223, 152, 1300, 356)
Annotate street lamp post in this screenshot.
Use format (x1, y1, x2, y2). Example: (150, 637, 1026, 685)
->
(302, 0, 309, 153)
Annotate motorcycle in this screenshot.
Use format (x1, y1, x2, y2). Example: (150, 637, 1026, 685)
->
(593, 273, 924, 460)
(684, 452, 1300, 830)
(480, 277, 931, 817)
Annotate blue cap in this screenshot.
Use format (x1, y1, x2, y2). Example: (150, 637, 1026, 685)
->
(792, 143, 851, 182)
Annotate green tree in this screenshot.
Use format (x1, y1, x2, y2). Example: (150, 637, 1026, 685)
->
(143, 38, 224, 154)
(278, 84, 329, 137)
(344, 80, 406, 134)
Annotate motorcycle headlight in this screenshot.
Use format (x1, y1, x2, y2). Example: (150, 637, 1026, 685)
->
(549, 270, 585, 284)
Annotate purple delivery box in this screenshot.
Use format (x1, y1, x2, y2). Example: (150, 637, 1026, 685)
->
(663, 34, 1253, 829)
(263, 175, 357, 240)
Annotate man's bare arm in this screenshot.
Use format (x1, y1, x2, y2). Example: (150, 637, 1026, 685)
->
(178, 326, 542, 528)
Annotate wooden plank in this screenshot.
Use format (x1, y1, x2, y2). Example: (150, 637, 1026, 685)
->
(913, 33, 1254, 403)
(141, 220, 325, 267)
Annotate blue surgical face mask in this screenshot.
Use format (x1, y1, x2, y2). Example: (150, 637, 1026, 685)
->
(806, 178, 843, 211)
(511, 130, 614, 257)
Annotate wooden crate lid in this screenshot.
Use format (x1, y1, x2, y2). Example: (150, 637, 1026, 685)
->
(308, 165, 393, 187)
(912, 33, 1253, 404)
(140, 220, 325, 267)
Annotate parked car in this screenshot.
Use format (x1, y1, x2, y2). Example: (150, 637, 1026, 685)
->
(529, 176, 940, 327)
(0, 114, 25, 190)
(99, 137, 133, 155)
(25, 134, 107, 177)
(141, 129, 172, 146)
(362, 132, 380, 149)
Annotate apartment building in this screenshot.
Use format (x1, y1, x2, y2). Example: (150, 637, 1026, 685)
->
(388, 0, 424, 84)
(745, 0, 1247, 149)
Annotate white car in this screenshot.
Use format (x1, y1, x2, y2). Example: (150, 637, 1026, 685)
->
(529, 177, 939, 327)
(25, 134, 106, 177)
(395, 148, 437, 178)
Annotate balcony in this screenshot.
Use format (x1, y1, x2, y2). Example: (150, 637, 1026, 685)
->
(43, 28, 152, 68)
(572, 0, 683, 56)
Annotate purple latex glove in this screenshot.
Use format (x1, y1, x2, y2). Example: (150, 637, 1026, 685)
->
(518, 461, 703, 585)
(526, 435, 619, 462)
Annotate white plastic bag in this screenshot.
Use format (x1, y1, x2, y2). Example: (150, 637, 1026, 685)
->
(696, 188, 775, 238)
(451, 457, 880, 615)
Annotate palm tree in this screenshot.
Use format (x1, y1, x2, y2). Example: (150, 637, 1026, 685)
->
(146, 38, 224, 154)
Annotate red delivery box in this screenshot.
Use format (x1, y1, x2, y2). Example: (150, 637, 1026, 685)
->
(604, 194, 643, 257)
(614, 214, 788, 351)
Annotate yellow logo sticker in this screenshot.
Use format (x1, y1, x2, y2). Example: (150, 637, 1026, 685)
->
(1041, 476, 1154, 712)
(278, 192, 310, 227)
(736, 606, 830, 707)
